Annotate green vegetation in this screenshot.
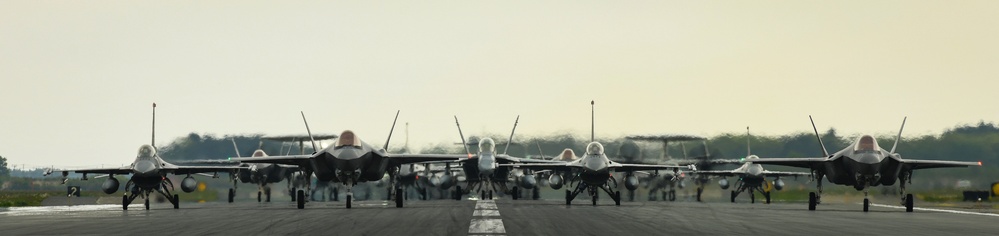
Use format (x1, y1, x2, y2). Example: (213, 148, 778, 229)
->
(178, 189, 219, 202)
(0, 191, 50, 207)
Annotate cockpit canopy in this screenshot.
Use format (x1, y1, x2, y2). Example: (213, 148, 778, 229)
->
(336, 130, 361, 148)
(745, 155, 759, 160)
(137, 144, 156, 158)
(479, 138, 496, 153)
(560, 149, 577, 161)
(854, 135, 880, 152)
(251, 150, 267, 157)
(585, 142, 604, 155)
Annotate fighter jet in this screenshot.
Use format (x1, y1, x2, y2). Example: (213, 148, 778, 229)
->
(226, 135, 335, 203)
(693, 127, 810, 203)
(232, 111, 462, 209)
(178, 135, 338, 202)
(503, 101, 691, 206)
(616, 136, 739, 202)
(443, 115, 557, 201)
(45, 103, 243, 210)
(750, 116, 982, 212)
(542, 148, 580, 192)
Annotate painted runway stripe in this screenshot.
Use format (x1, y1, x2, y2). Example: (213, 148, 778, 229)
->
(469, 200, 506, 235)
(869, 203, 999, 217)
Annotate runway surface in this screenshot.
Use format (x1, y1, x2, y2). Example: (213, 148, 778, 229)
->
(2, 197, 997, 235)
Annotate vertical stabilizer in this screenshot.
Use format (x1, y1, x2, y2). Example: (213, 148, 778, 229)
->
(151, 103, 156, 148)
(300, 111, 318, 152)
(383, 110, 400, 150)
(503, 115, 519, 155)
(890, 117, 907, 153)
(454, 116, 472, 156)
(230, 138, 242, 158)
(809, 116, 830, 157)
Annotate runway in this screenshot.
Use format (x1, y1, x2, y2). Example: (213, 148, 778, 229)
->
(1, 197, 997, 235)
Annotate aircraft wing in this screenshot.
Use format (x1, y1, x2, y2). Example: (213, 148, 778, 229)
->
(610, 163, 687, 172)
(761, 170, 811, 177)
(692, 170, 739, 177)
(173, 159, 241, 165)
(496, 154, 564, 164)
(901, 159, 981, 171)
(47, 167, 133, 176)
(232, 155, 313, 166)
(498, 163, 580, 172)
(168, 166, 247, 175)
(673, 158, 742, 165)
(386, 154, 466, 165)
(745, 158, 827, 169)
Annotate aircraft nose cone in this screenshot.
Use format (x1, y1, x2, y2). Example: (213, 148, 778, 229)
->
(479, 165, 494, 177)
(134, 161, 157, 176)
(854, 152, 884, 164)
(584, 158, 605, 172)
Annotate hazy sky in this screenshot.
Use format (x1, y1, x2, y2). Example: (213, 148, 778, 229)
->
(2, 1, 998, 168)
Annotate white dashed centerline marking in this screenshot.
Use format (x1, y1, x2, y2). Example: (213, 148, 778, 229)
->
(869, 203, 999, 217)
(469, 200, 506, 235)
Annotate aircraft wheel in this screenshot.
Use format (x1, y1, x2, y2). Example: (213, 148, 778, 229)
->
(592, 193, 598, 206)
(291, 187, 297, 202)
(488, 191, 493, 200)
(905, 193, 914, 212)
(661, 191, 667, 201)
(455, 186, 463, 201)
(228, 188, 235, 203)
(257, 191, 262, 202)
(615, 191, 621, 206)
(173, 194, 180, 209)
(347, 195, 353, 209)
(395, 188, 404, 208)
(512, 187, 519, 200)
(480, 191, 485, 200)
(565, 190, 574, 205)
(144, 197, 150, 210)
(296, 190, 305, 209)
(863, 198, 870, 212)
(808, 192, 817, 211)
(765, 192, 771, 204)
(751, 192, 755, 204)
(696, 187, 703, 202)
(730, 191, 737, 203)
(265, 188, 271, 202)
(122, 195, 129, 210)
(333, 188, 340, 201)
(669, 190, 676, 201)
(533, 187, 541, 200)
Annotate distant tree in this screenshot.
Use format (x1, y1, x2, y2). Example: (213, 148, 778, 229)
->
(0, 155, 9, 177)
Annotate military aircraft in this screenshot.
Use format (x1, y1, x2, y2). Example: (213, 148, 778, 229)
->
(226, 135, 336, 203)
(444, 115, 556, 201)
(616, 136, 740, 202)
(750, 116, 982, 212)
(45, 103, 243, 210)
(503, 101, 690, 206)
(537, 146, 579, 193)
(693, 127, 810, 203)
(232, 111, 462, 209)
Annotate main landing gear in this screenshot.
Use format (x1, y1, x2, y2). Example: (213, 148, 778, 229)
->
(564, 183, 620, 206)
(808, 174, 824, 211)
